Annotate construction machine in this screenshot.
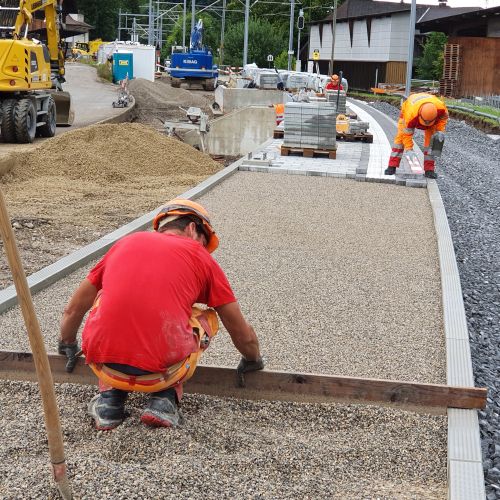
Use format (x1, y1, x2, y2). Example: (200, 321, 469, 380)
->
(170, 19, 218, 91)
(0, 0, 73, 143)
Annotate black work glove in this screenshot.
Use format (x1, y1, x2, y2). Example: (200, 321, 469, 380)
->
(58, 340, 80, 373)
(236, 356, 264, 387)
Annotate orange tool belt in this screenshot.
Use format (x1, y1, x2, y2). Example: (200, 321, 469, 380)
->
(88, 307, 218, 393)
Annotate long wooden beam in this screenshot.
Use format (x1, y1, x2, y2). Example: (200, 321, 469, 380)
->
(0, 350, 487, 410)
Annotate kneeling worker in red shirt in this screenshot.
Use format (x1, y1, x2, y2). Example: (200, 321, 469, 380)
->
(59, 199, 263, 430)
(325, 74, 343, 91)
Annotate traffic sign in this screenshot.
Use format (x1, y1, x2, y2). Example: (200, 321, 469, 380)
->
(312, 49, 320, 61)
(267, 54, 274, 62)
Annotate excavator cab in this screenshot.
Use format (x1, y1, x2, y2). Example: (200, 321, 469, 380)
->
(0, 0, 73, 142)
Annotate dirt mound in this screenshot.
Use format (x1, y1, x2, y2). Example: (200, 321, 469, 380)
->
(4, 122, 219, 183)
(129, 78, 214, 126)
(0, 122, 222, 288)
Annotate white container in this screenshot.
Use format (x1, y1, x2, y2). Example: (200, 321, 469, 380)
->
(97, 42, 156, 82)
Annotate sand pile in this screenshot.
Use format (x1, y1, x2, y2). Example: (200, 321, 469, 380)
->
(4, 122, 219, 183)
(0, 122, 222, 288)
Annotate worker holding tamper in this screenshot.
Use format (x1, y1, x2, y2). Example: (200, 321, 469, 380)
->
(384, 93, 448, 179)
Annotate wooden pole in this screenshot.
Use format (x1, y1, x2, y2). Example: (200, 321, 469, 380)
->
(0, 188, 72, 499)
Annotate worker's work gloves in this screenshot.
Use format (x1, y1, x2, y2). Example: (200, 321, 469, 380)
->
(236, 356, 264, 387)
(434, 131, 445, 143)
(58, 340, 80, 373)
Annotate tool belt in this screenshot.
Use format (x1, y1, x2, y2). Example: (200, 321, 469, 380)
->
(89, 307, 218, 393)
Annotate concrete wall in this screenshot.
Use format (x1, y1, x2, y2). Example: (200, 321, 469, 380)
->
(215, 86, 284, 113)
(184, 106, 276, 156)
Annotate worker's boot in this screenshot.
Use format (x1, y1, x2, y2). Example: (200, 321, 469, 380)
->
(141, 388, 183, 428)
(424, 170, 438, 179)
(87, 389, 128, 431)
(384, 166, 396, 175)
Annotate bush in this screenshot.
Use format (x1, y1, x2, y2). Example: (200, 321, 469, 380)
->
(97, 63, 112, 82)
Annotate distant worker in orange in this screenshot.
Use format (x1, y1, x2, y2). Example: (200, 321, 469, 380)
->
(385, 93, 448, 179)
(325, 74, 343, 91)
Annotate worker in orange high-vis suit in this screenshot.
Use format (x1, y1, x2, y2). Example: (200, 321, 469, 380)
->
(384, 93, 448, 179)
(58, 199, 263, 431)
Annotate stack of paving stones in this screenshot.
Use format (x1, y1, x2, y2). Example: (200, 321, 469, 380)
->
(325, 90, 347, 114)
(368, 100, 500, 499)
(283, 102, 337, 150)
(257, 72, 279, 89)
(348, 121, 370, 134)
(286, 73, 309, 90)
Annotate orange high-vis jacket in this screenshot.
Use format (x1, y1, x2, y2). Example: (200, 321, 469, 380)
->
(398, 93, 448, 150)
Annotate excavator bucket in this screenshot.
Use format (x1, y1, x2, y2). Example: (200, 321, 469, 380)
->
(53, 92, 74, 126)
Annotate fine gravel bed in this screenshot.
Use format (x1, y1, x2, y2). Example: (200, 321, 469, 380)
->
(368, 101, 500, 498)
(0, 173, 445, 383)
(200, 173, 445, 383)
(0, 380, 447, 499)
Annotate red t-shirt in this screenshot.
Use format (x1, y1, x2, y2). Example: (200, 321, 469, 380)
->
(325, 82, 343, 91)
(81, 232, 236, 372)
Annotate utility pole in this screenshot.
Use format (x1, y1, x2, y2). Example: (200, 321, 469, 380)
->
(405, 0, 417, 98)
(118, 8, 121, 41)
(220, 0, 226, 66)
(148, 0, 153, 45)
(328, 0, 337, 75)
(243, 0, 250, 66)
(191, 0, 196, 37)
(182, 0, 187, 51)
(287, 0, 295, 71)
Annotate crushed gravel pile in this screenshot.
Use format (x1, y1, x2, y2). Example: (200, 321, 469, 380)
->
(0, 380, 447, 499)
(129, 77, 213, 126)
(0, 122, 221, 289)
(369, 100, 500, 498)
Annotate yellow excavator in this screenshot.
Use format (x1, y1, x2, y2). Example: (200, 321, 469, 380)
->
(0, 0, 73, 143)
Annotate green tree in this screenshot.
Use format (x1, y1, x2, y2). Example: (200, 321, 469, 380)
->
(416, 32, 448, 80)
(274, 50, 295, 70)
(223, 18, 286, 68)
(165, 13, 220, 54)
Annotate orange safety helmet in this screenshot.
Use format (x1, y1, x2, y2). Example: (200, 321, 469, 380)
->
(418, 102, 438, 126)
(153, 198, 219, 253)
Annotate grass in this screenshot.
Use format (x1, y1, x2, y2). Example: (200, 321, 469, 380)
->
(445, 100, 500, 119)
(96, 63, 113, 83)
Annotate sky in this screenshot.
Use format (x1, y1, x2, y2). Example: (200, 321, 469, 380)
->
(379, 0, 500, 7)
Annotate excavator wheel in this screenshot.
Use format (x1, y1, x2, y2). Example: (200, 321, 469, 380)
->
(14, 98, 37, 144)
(1, 99, 17, 143)
(37, 96, 57, 138)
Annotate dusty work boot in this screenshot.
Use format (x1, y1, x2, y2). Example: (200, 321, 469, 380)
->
(141, 388, 183, 428)
(424, 170, 438, 179)
(384, 166, 396, 175)
(87, 389, 128, 431)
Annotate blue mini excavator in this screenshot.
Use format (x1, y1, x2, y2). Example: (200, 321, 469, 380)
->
(170, 19, 218, 90)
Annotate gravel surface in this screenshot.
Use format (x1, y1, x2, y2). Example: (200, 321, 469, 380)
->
(0, 171, 448, 497)
(200, 173, 445, 383)
(368, 100, 500, 498)
(0, 122, 222, 290)
(0, 380, 447, 499)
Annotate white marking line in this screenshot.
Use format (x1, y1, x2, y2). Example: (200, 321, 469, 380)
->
(347, 101, 391, 179)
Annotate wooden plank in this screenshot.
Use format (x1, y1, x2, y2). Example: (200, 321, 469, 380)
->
(0, 350, 487, 410)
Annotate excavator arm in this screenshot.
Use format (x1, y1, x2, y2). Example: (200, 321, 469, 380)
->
(13, 0, 65, 80)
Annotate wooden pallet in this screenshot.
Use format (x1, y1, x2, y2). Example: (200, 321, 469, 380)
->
(273, 128, 284, 139)
(281, 145, 337, 159)
(336, 132, 373, 143)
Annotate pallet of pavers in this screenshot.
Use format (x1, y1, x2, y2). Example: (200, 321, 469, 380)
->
(281, 101, 337, 159)
(336, 131, 373, 143)
(280, 144, 337, 159)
